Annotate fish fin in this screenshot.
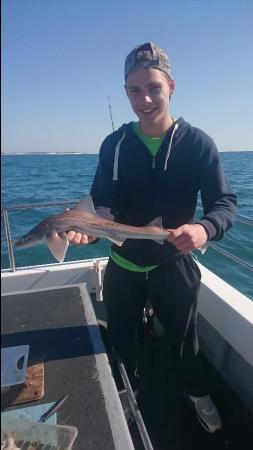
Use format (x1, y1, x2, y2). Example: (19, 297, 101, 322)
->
(198, 244, 208, 254)
(146, 217, 163, 228)
(153, 239, 164, 245)
(108, 237, 124, 247)
(72, 194, 97, 215)
(46, 232, 69, 262)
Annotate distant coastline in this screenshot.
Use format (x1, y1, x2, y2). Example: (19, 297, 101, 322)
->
(1, 152, 99, 155)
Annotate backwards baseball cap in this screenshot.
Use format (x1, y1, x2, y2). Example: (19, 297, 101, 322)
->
(124, 42, 173, 81)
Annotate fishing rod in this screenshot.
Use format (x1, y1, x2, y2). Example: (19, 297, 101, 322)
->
(107, 96, 115, 132)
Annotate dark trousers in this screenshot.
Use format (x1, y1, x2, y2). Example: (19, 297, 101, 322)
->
(103, 255, 209, 396)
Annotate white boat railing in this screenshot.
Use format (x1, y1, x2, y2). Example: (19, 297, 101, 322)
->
(1, 201, 253, 273)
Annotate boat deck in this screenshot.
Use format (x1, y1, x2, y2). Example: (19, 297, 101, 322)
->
(1, 285, 133, 450)
(1, 284, 252, 450)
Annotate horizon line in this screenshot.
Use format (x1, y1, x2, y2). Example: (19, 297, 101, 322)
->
(2, 149, 253, 155)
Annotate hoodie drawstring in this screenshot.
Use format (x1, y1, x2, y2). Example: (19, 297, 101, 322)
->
(163, 123, 179, 171)
(113, 132, 126, 181)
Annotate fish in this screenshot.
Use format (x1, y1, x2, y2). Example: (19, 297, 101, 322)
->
(15, 194, 171, 262)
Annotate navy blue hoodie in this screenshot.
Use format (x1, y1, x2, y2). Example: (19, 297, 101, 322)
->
(91, 117, 237, 265)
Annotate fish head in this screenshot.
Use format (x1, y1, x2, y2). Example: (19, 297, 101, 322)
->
(15, 221, 49, 248)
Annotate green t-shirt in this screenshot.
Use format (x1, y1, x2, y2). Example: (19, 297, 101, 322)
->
(132, 121, 166, 157)
(110, 122, 167, 272)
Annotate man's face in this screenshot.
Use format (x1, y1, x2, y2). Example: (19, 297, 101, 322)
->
(125, 68, 175, 127)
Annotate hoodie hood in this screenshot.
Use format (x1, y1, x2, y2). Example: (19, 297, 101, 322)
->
(112, 117, 189, 181)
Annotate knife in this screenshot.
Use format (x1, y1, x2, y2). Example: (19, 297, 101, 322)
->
(38, 394, 69, 423)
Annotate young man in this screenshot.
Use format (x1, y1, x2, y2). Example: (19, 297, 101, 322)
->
(67, 42, 237, 433)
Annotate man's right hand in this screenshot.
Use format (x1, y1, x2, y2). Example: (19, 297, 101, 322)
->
(64, 205, 113, 245)
(66, 231, 97, 245)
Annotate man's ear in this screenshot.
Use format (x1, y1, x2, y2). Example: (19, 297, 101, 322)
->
(169, 79, 175, 96)
(124, 84, 129, 97)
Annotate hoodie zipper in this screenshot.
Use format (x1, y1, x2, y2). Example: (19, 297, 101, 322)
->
(151, 144, 163, 169)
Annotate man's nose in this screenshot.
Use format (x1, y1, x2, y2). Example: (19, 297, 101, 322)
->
(143, 95, 152, 103)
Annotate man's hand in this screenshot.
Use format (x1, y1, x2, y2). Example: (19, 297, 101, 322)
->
(66, 231, 97, 245)
(167, 224, 208, 253)
(64, 207, 97, 245)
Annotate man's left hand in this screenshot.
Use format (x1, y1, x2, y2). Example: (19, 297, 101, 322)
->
(166, 224, 208, 253)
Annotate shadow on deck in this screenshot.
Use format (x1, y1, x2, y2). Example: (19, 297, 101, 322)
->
(96, 298, 253, 450)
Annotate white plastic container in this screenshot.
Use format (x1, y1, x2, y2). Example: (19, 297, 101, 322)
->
(1, 416, 78, 449)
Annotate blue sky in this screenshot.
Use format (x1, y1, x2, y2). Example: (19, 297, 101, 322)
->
(2, 0, 253, 153)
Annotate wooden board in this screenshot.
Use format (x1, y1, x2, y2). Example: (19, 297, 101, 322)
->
(1, 363, 44, 407)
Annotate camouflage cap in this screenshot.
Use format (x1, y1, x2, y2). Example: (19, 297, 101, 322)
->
(124, 42, 173, 81)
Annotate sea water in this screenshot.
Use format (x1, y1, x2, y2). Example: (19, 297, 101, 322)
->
(1, 152, 253, 299)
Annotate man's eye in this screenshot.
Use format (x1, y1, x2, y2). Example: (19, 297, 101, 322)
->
(150, 86, 161, 92)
